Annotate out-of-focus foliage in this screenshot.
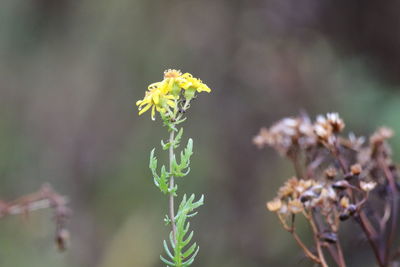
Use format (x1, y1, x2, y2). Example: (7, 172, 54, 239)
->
(0, 0, 400, 266)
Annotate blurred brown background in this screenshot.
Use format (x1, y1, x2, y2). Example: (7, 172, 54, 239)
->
(1, 0, 400, 266)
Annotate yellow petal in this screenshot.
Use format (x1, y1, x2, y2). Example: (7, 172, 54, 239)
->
(182, 73, 193, 78)
(137, 99, 150, 107)
(168, 79, 174, 91)
(153, 92, 160, 104)
(151, 105, 156, 120)
(201, 84, 211, 93)
(138, 103, 151, 115)
(181, 82, 192, 90)
(167, 100, 175, 107)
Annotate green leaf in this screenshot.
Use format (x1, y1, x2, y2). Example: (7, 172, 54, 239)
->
(163, 240, 174, 259)
(160, 255, 175, 266)
(161, 194, 204, 267)
(149, 149, 170, 194)
(161, 139, 171, 150)
(181, 246, 199, 267)
(182, 242, 197, 258)
(181, 230, 193, 247)
(174, 128, 184, 148)
(171, 139, 193, 178)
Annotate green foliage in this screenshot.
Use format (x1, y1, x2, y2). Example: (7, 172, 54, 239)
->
(149, 102, 203, 267)
(161, 128, 184, 151)
(160, 194, 204, 267)
(150, 130, 193, 194)
(149, 149, 170, 194)
(174, 128, 184, 149)
(172, 139, 193, 177)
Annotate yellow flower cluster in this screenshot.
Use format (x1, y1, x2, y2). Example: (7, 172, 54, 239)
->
(136, 69, 211, 120)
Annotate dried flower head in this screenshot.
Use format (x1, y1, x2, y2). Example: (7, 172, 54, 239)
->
(259, 112, 400, 266)
(325, 167, 337, 179)
(341, 132, 365, 150)
(326, 112, 345, 133)
(253, 127, 269, 149)
(266, 198, 282, 212)
(370, 127, 394, 145)
(360, 181, 377, 192)
(288, 199, 303, 214)
(253, 116, 316, 155)
(340, 196, 350, 209)
(350, 164, 362, 176)
(314, 113, 344, 145)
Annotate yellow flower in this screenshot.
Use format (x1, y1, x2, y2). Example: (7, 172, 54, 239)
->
(179, 73, 211, 93)
(136, 69, 212, 120)
(163, 69, 185, 97)
(164, 69, 182, 79)
(136, 82, 175, 120)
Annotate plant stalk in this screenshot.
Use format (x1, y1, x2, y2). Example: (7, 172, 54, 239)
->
(169, 130, 177, 244)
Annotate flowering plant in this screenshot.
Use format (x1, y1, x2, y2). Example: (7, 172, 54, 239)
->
(255, 113, 400, 267)
(137, 69, 211, 267)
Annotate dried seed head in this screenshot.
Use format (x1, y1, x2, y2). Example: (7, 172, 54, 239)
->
(350, 164, 362, 176)
(253, 128, 269, 149)
(300, 190, 317, 203)
(326, 113, 345, 133)
(347, 204, 357, 215)
(288, 199, 303, 214)
(325, 167, 337, 180)
(332, 180, 349, 190)
(56, 228, 70, 252)
(320, 232, 338, 244)
(254, 116, 316, 156)
(266, 198, 282, 212)
(340, 196, 350, 209)
(360, 181, 377, 192)
(314, 123, 331, 141)
(370, 127, 394, 146)
(341, 132, 365, 150)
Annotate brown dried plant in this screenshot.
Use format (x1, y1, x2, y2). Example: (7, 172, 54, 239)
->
(254, 113, 399, 267)
(0, 184, 70, 251)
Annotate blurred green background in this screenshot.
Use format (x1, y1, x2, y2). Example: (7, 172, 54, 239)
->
(1, 0, 400, 266)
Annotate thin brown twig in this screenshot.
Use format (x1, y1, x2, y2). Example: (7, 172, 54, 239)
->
(335, 240, 346, 267)
(0, 184, 70, 251)
(277, 214, 322, 264)
(303, 210, 328, 267)
(331, 138, 384, 266)
(289, 147, 304, 179)
(377, 149, 399, 266)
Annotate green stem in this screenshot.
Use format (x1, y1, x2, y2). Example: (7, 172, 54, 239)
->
(169, 129, 177, 244)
